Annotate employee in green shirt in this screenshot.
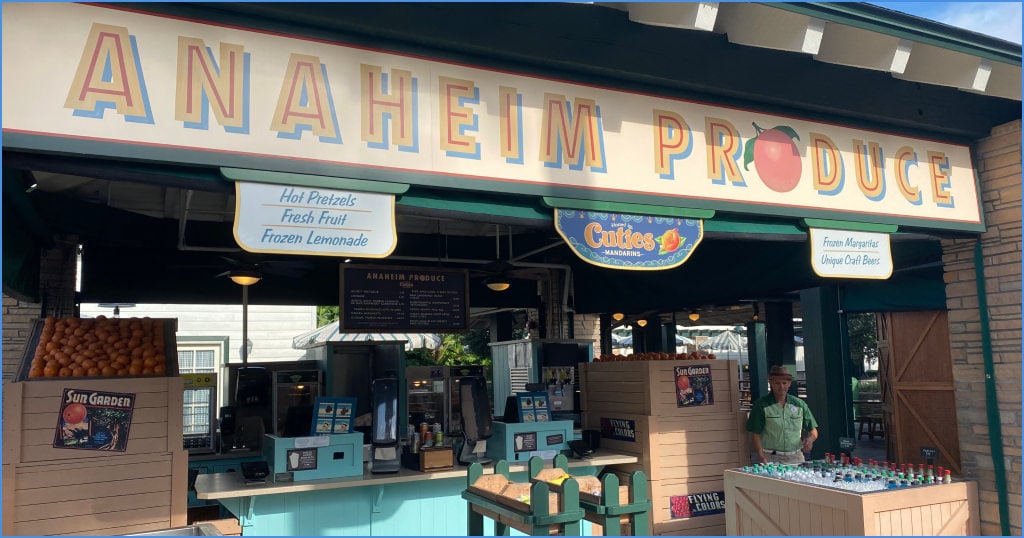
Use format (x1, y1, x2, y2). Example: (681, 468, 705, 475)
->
(746, 365, 818, 464)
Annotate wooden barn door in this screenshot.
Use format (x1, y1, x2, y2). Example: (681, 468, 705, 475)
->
(877, 310, 962, 475)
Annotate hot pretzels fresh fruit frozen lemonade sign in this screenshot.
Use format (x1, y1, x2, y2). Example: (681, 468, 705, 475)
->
(554, 209, 703, 269)
(233, 182, 397, 257)
(2, 3, 982, 232)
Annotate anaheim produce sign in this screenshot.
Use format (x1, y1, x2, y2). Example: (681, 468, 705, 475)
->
(54, 388, 135, 451)
(555, 209, 703, 270)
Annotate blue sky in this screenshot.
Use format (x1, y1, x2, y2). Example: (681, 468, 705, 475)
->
(871, 2, 1022, 44)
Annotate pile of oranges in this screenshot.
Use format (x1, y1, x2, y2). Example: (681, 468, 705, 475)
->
(594, 351, 717, 362)
(27, 316, 169, 378)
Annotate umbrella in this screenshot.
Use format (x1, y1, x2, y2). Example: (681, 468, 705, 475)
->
(293, 321, 442, 351)
(699, 330, 748, 352)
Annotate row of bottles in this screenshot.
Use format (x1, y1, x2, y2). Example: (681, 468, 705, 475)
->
(742, 455, 952, 493)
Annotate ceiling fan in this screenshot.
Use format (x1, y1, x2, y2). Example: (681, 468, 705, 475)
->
(469, 225, 548, 290)
(213, 255, 315, 281)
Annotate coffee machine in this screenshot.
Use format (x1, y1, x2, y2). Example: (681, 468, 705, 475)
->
(231, 366, 272, 451)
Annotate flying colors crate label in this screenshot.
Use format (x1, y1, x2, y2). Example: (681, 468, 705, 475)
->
(234, 181, 397, 257)
(555, 209, 703, 270)
(1, 3, 982, 232)
(809, 228, 893, 279)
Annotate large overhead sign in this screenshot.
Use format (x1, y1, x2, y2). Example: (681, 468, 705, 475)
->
(1, 3, 983, 232)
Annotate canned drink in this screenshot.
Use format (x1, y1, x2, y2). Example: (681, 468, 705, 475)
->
(435, 431, 444, 446)
(412, 432, 420, 453)
(420, 422, 429, 437)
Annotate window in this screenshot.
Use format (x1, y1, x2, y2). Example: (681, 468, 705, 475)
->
(178, 343, 223, 438)
(178, 348, 216, 374)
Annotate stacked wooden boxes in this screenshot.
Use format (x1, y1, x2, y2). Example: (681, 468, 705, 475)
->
(580, 359, 748, 536)
(2, 318, 188, 536)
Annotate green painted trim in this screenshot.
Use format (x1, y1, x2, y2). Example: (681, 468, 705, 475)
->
(541, 197, 715, 219)
(399, 190, 550, 221)
(769, 3, 1022, 65)
(704, 217, 805, 235)
(974, 241, 1010, 535)
(802, 218, 898, 233)
(220, 167, 408, 194)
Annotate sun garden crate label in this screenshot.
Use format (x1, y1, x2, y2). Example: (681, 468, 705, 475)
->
(675, 364, 714, 407)
(670, 490, 726, 519)
(555, 209, 703, 270)
(54, 388, 135, 451)
(599, 417, 636, 442)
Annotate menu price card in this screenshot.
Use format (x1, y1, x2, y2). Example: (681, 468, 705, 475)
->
(311, 397, 357, 436)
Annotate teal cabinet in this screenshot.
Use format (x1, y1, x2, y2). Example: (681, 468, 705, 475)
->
(215, 464, 601, 536)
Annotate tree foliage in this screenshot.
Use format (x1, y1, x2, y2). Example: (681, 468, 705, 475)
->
(315, 306, 491, 375)
(847, 312, 879, 377)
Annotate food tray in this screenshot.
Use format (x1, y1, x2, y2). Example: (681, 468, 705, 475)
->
(15, 317, 179, 381)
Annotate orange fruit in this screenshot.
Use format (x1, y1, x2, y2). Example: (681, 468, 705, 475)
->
(101, 366, 116, 376)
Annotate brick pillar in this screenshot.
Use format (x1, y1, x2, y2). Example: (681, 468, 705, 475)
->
(942, 119, 1021, 536)
(2, 235, 79, 383)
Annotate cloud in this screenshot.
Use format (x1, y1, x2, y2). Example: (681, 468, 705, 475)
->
(936, 2, 1022, 44)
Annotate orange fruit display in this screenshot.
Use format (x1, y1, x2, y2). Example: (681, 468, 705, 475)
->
(29, 316, 169, 379)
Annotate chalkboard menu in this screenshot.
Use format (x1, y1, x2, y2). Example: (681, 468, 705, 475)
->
(340, 265, 469, 332)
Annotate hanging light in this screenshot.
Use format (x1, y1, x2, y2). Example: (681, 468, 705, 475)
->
(484, 276, 511, 292)
(612, 312, 625, 321)
(752, 303, 760, 321)
(229, 270, 262, 286)
(637, 319, 648, 327)
(688, 310, 700, 322)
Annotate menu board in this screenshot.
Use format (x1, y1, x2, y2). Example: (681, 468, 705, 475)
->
(340, 265, 469, 332)
(311, 397, 357, 436)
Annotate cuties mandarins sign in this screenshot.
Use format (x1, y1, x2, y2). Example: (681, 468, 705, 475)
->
(2, 4, 982, 232)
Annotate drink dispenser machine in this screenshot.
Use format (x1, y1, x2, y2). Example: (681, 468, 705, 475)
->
(370, 376, 401, 473)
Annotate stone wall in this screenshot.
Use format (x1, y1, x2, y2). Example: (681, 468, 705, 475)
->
(942, 119, 1022, 535)
(2, 237, 79, 382)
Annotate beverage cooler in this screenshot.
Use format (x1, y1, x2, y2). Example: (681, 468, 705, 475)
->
(406, 364, 486, 436)
(271, 369, 322, 437)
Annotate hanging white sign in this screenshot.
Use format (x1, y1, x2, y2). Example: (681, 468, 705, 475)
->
(233, 181, 397, 257)
(809, 228, 893, 279)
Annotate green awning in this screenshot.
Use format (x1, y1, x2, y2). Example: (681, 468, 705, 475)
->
(220, 167, 409, 195)
(542, 196, 714, 219)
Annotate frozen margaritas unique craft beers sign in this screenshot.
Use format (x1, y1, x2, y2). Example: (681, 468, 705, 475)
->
(54, 388, 135, 451)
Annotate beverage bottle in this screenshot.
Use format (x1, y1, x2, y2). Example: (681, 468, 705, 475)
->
(943, 470, 952, 484)
(926, 464, 934, 478)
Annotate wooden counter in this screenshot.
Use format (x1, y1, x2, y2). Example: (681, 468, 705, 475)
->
(194, 452, 637, 536)
(195, 452, 637, 500)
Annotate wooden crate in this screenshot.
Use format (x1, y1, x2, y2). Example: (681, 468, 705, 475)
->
(2, 377, 188, 535)
(724, 469, 980, 536)
(580, 360, 739, 416)
(581, 411, 747, 481)
(610, 471, 731, 535)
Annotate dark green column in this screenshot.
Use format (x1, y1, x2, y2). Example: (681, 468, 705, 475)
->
(745, 321, 768, 400)
(799, 286, 855, 459)
(599, 313, 613, 357)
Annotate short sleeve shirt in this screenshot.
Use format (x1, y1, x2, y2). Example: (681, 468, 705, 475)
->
(746, 394, 817, 452)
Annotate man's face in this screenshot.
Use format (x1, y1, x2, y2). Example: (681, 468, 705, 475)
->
(769, 376, 792, 395)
